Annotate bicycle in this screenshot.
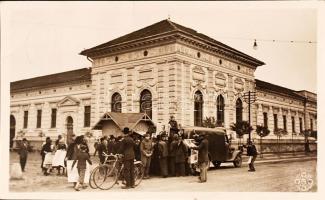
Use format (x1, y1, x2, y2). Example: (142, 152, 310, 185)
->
(89, 153, 115, 189)
(90, 153, 144, 190)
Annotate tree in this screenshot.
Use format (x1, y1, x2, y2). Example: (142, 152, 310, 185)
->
(255, 125, 270, 157)
(310, 131, 317, 140)
(299, 129, 312, 153)
(230, 121, 253, 147)
(202, 116, 217, 128)
(299, 129, 311, 142)
(273, 128, 288, 153)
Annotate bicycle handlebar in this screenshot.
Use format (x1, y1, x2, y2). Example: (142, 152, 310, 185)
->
(102, 152, 124, 159)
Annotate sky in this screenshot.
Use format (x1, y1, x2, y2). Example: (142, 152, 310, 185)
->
(1, 1, 317, 93)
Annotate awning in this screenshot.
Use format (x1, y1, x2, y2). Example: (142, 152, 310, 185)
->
(92, 112, 155, 132)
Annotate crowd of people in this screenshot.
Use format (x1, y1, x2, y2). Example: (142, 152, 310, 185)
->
(93, 116, 192, 179)
(15, 116, 263, 190)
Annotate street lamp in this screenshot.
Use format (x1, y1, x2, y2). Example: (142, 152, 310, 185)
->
(243, 91, 257, 142)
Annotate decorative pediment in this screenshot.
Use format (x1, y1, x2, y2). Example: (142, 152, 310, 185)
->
(234, 78, 244, 91)
(57, 96, 80, 107)
(192, 66, 205, 74)
(215, 72, 226, 87)
(192, 66, 205, 82)
(215, 72, 226, 80)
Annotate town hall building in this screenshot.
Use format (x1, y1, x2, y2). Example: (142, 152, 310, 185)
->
(10, 19, 317, 151)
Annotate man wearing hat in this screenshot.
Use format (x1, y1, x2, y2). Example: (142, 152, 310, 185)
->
(190, 133, 209, 183)
(119, 127, 136, 189)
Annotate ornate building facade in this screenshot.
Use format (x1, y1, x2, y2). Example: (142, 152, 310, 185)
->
(10, 19, 317, 150)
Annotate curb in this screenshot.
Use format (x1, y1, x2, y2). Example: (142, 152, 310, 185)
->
(243, 156, 317, 166)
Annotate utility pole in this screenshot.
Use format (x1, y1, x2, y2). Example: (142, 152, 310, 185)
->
(243, 91, 257, 142)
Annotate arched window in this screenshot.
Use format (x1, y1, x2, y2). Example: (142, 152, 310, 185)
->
(111, 92, 122, 113)
(140, 89, 152, 119)
(236, 98, 243, 123)
(216, 95, 225, 126)
(194, 91, 203, 126)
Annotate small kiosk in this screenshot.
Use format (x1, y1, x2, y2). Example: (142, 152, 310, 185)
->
(92, 112, 155, 137)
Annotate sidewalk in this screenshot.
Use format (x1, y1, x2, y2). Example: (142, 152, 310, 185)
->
(242, 151, 317, 165)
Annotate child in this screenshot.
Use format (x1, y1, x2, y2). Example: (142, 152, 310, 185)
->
(71, 144, 92, 191)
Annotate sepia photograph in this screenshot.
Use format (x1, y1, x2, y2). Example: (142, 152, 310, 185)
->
(0, 1, 323, 200)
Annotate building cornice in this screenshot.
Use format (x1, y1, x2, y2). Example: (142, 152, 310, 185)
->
(85, 31, 264, 68)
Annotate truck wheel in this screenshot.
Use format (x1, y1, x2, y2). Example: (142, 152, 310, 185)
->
(190, 164, 199, 176)
(233, 155, 242, 168)
(212, 161, 221, 168)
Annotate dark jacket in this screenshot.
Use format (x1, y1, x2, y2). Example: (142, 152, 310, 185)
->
(113, 141, 122, 154)
(119, 135, 136, 160)
(41, 143, 52, 158)
(169, 140, 177, 157)
(72, 151, 92, 169)
(18, 141, 29, 158)
(107, 141, 115, 154)
(158, 141, 169, 158)
(247, 144, 257, 156)
(175, 141, 187, 163)
(98, 143, 108, 158)
(192, 138, 209, 163)
(66, 142, 76, 160)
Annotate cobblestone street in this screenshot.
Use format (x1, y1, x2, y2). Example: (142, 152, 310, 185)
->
(9, 152, 317, 192)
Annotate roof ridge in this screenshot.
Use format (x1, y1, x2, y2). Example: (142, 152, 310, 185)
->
(166, 19, 180, 31)
(255, 79, 297, 92)
(11, 68, 90, 84)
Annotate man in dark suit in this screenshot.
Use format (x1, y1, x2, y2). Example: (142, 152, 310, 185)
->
(97, 137, 108, 164)
(18, 138, 29, 172)
(119, 127, 136, 189)
(191, 134, 209, 182)
(247, 140, 258, 172)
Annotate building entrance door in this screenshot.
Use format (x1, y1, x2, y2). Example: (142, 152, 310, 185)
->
(10, 115, 16, 148)
(66, 116, 73, 145)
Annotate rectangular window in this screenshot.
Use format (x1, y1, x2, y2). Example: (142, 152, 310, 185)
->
(292, 116, 295, 133)
(23, 111, 28, 128)
(36, 110, 42, 128)
(84, 106, 91, 127)
(299, 117, 303, 133)
(310, 119, 313, 131)
(51, 108, 57, 128)
(263, 112, 268, 127)
(273, 114, 278, 130)
(283, 115, 287, 132)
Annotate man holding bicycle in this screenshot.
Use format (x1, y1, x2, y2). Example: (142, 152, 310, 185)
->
(119, 127, 136, 189)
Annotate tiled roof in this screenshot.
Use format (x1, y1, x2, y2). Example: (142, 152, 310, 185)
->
(80, 19, 264, 66)
(92, 112, 154, 131)
(10, 68, 91, 92)
(255, 79, 305, 100)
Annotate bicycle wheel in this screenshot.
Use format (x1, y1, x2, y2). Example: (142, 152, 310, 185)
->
(93, 164, 118, 190)
(134, 162, 144, 186)
(89, 167, 98, 189)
